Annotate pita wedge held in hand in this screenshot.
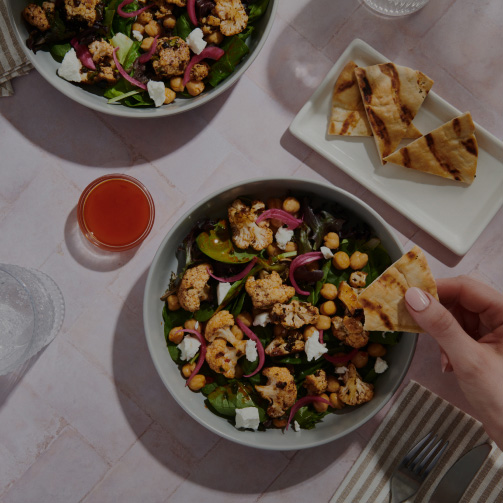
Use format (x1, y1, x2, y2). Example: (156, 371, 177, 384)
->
(357, 246, 437, 332)
(354, 63, 434, 163)
(384, 112, 478, 184)
(328, 61, 422, 138)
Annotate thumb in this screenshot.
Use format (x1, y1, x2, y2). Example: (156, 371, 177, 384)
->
(405, 287, 479, 369)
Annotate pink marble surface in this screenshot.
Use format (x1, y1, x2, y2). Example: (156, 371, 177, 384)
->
(1, 0, 502, 501)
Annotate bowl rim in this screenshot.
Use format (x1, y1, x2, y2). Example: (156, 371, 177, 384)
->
(6, 0, 278, 118)
(143, 177, 417, 450)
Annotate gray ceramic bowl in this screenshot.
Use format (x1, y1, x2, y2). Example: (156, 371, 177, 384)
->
(143, 178, 417, 450)
(6, 0, 277, 118)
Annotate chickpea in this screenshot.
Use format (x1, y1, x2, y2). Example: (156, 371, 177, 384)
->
(164, 87, 176, 105)
(140, 36, 155, 51)
(231, 325, 244, 340)
(266, 243, 281, 257)
(236, 312, 252, 327)
(168, 326, 184, 344)
(188, 374, 206, 391)
(205, 31, 224, 45)
(132, 22, 145, 35)
(162, 14, 176, 29)
(284, 241, 298, 252)
(303, 325, 318, 341)
(282, 197, 300, 214)
(182, 362, 196, 378)
(368, 342, 387, 358)
(351, 351, 369, 369)
(145, 20, 162, 37)
(333, 251, 350, 270)
(320, 282, 338, 300)
(186, 80, 205, 96)
(315, 315, 332, 331)
(199, 284, 211, 302)
(167, 294, 180, 311)
(137, 11, 153, 24)
(170, 77, 185, 93)
(320, 300, 336, 316)
(350, 251, 369, 270)
(273, 418, 288, 428)
(329, 392, 345, 409)
(324, 232, 340, 250)
(184, 319, 199, 331)
(313, 393, 330, 413)
(326, 375, 340, 393)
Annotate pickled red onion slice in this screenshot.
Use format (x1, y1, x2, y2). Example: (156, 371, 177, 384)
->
(255, 209, 303, 229)
(138, 35, 158, 64)
(176, 328, 207, 386)
(236, 319, 265, 378)
(113, 47, 147, 90)
(117, 0, 153, 18)
(187, 0, 198, 26)
(70, 37, 96, 70)
(323, 348, 358, 365)
(183, 46, 225, 85)
(209, 257, 257, 283)
(289, 251, 324, 296)
(286, 396, 331, 430)
(319, 329, 324, 344)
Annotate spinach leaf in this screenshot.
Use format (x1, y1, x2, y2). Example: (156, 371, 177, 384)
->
(307, 259, 332, 305)
(162, 304, 193, 344)
(368, 331, 401, 346)
(50, 43, 71, 62)
(173, 12, 193, 39)
(112, 0, 139, 36)
(193, 302, 216, 322)
(207, 34, 250, 87)
(247, 0, 270, 23)
(294, 406, 330, 430)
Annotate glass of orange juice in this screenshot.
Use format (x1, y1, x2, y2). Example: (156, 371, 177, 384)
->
(77, 174, 155, 252)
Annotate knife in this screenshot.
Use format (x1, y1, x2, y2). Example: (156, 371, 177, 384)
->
(430, 443, 492, 503)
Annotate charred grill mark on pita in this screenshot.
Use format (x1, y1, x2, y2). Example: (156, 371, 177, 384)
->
(453, 117, 462, 136)
(462, 138, 478, 156)
(425, 133, 462, 179)
(341, 112, 357, 135)
(400, 147, 411, 168)
(336, 79, 356, 93)
(359, 75, 373, 105)
(359, 298, 393, 330)
(367, 108, 390, 147)
(400, 105, 413, 126)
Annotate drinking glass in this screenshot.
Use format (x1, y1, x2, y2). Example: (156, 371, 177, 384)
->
(0, 264, 64, 375)
(362, 0, 429, 16)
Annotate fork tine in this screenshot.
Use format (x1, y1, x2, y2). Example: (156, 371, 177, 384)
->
(420, 440, 449, 478)
(413, 437, 442, 474)
(402, 432, 434, 465)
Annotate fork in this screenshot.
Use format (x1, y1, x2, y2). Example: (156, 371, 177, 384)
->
(389, 431, 449, 503)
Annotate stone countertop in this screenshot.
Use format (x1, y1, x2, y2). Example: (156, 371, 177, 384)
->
(1, 0, 502, 501)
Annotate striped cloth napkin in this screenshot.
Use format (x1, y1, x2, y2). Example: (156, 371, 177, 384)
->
(0, 0, 33, 97)
(331, 380, 503, 503)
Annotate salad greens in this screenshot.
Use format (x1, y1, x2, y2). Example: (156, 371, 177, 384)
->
(22, 0, 269, 108)
(161, 194, 400, 432)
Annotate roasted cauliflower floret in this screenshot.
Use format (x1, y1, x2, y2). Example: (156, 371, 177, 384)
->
(349, 271, 367, 288)
(22, 2, 54, 31)
(332, 315, 369, 349)
(265, 329, 304, 357)
(190, 62, 210, 81)
(205, 337, 242, 378)
(304, 369, 328, 395)
(245, 271, 295, 310)
(80, 40, 119, 85)
(337, 364, 374, 406)
(153, 37, 191, 78)
(228, 199, 273, 251)
(270, 300, 319, 329)
(255, 367, 297, 418)
(214, 0, 248, 36)
(204, 310, 246, 353)
(64, 0, 102, 27)
(177, 263, 212, 312)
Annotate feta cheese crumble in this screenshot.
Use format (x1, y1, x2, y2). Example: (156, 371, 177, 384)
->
(374, 357, 389, 374)
(177, 335, 201, 361)
(217, 282, 232, 305)
(245, 339, 258, 362)
(253, 311, 271, 327)
(305, 332, 328, 361)
(334, 365, 348, 374)
(235, 407, 260, 430)
(58, 48, 82, 83)
(320, 246, 334, 259)
(147, 80, 165, 107)
(132, 30, 143, 41)
(294, 420, 301, 432)
(275, 227, 294, 250)
(186, 28, 207, 55)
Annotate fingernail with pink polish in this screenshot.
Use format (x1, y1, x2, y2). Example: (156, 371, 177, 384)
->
(405, 287, 430, 312)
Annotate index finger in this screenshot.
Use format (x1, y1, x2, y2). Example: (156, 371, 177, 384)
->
(436, 276, 503, 331)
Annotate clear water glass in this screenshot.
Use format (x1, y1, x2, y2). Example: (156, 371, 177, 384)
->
(363, 0, 429, 16)
(0, 264, 64, 376)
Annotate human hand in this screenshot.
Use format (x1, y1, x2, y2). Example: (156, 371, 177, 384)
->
(405, 276, 503, 449)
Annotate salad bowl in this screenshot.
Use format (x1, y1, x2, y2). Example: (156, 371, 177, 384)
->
(6, 0, 277, 118)
(143, 177, 417, 450)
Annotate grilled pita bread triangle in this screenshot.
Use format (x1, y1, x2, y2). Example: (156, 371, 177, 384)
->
(328, 61, 422, 138)
(384, 112, 478, 184)
(357, 246, 438, 332)
(354, 63, 434, 163)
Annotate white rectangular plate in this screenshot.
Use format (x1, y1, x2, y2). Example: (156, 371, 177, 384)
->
(289, 38, 503, 256)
